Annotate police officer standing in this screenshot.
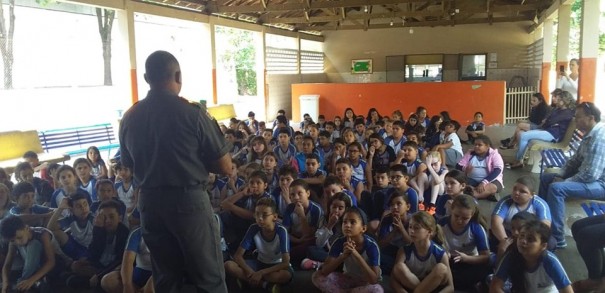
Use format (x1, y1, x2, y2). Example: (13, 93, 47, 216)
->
(119, 51, 232, 293)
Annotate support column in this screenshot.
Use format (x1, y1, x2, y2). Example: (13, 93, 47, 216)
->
(209, 21, 218, 105)
(540, 19, 554, 97)
(117, 7, 138, 104)
(261, 28, 268, 121)
(556, 5, 571, 72)
(578, 0, 600, 102)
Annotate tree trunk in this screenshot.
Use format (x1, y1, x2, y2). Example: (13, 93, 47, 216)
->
(96, 8, 114, 86)
(0, 0, 16, 89)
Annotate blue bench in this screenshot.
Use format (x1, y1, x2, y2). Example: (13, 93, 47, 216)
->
(539, 129, 583, 176)
(581, 202, 605, 216)
(38, 123, 119, 156)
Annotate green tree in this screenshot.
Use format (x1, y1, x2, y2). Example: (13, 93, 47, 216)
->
(570, 0, 605, 55)
(215, 26, 257, 96)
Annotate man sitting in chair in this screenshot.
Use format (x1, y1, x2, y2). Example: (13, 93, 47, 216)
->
(539, 102, 605, 249)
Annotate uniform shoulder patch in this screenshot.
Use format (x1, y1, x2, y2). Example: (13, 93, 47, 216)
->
(186, 100, 215, 119)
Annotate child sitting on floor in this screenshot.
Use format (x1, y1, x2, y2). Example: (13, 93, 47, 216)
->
(114, 162, 138, 216)
(390, 211, 453, 292)
(431, 120, 463, 167)
(47, 190, 94, 264)
(1, 216, 56, 292)
(490, 220, 572, 293)
(66, 200, 129, 290)
(271, 165, 297, 218)
(13, 162, 54, 206)
(100, 227, 153, 293)
(224, 197, 293, 292)
(73, 158, 98, 202)
(301, 192, 353, 270)
(456, 134, 504, 200)
(9, 182, 53, 227)
(312, 207, 383, 292)
(282, 179, 323, 269)
(464, 111, 485, 144)
(220, 170, 271, 253)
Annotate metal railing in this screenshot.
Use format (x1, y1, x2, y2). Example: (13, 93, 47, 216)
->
(505, 86, 537, 124)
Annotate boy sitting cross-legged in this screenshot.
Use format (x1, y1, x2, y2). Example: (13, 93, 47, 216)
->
(1, 216, 56, 293)
(47, 190, 95, 265)
(224, 197, 293, 292)
(374, 164, 419, 216)
(100, 227, 153, 293)
(220, 170, 271, 253)
(65, 200, 129, 290)
(9, 182, 54, 227)
(299, 153, 327, 203)
(283, 179, 323, 269)
(90, 180, 127, 226)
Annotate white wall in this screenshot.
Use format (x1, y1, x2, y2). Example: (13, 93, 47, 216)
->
(323, 22, 535, 84)
(266, 73, 327, 121)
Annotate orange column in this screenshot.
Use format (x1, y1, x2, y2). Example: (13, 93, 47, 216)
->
(540, 63, 551, 97)
(578, 58, 597, 103)
(212, 68, 218, 105)
(130, 69, 139, 104)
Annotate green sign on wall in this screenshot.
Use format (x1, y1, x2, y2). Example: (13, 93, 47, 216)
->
(351, 59, 373, 74)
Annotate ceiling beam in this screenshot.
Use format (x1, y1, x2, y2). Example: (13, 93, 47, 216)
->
(527, 0, 575, 33)
(206, 0, 429, 14)
(296, 15, 530, 30)
(259, 4, 540, 24)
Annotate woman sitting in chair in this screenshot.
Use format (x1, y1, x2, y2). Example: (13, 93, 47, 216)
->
(507, 91, 575, 169)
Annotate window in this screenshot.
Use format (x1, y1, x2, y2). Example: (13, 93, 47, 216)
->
(404, 55, 443, 82)
(266, 34, 298, 74)
(301, 39, 324, 73)
(459, 54, 487, 80)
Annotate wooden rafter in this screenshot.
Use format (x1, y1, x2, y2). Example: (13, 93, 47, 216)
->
(140, 0, 554, 32)
(259, 4, 540, 23)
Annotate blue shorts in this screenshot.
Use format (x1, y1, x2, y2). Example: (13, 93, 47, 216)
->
(133, 267, 152, 288)
(62, 235, 88, 260)
(244, 259, 294, 283)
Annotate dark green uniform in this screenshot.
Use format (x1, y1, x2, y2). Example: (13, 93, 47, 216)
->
(119, 89, 230, 293)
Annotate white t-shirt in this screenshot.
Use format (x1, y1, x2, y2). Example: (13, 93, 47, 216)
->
(445, 133, 463, 155)
(556, 76, 578, 100)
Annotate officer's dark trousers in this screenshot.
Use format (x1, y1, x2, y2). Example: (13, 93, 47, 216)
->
(139, 186, 227, 293)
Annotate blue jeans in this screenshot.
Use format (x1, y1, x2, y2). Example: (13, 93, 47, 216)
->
(539, 173, 605, 242)
(516, 130, 555, 161)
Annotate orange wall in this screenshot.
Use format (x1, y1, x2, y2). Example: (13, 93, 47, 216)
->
(292, 81, 506, 125)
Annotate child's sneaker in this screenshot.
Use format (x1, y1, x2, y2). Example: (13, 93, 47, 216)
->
(426, 206, 436, 215)
(266, 282, 281, 293)
(301, 258, 319, 270)
(418, 202, 425, 211)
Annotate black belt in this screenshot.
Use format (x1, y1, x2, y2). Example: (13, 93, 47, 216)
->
(141, 184, 204, 192)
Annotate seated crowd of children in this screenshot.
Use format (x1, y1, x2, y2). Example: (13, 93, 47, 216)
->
(0, 107, 572, 293)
